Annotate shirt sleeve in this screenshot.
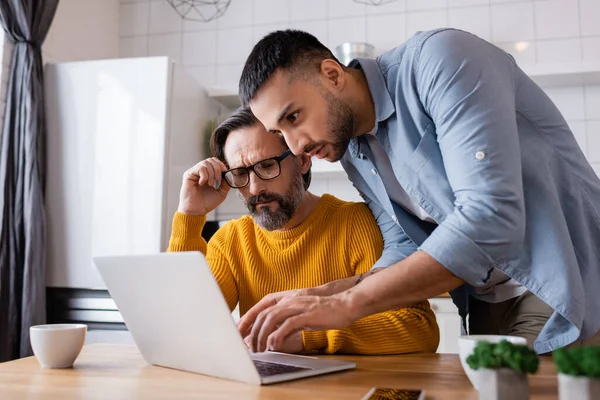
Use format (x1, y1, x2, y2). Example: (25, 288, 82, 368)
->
(414, 29, 526, 285)
(302, 204, 439, 355)
(167, 212, 238, 311)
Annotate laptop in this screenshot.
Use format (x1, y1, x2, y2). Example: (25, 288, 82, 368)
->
(93, 252, 356, 385)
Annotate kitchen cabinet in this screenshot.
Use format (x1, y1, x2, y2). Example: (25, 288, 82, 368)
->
(429, 296, 461, 354)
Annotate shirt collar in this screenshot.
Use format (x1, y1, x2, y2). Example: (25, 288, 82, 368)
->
(347, 58, 395, 158)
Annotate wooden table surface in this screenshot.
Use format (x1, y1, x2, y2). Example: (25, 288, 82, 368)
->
(0, 344, 560, 399)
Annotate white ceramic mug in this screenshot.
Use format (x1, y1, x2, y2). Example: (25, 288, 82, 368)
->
(30, 324, 87, 368)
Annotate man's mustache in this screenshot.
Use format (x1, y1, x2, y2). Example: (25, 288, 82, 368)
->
(247, 193, 282, 210)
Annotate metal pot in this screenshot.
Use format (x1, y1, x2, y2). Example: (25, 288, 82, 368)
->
(334, 42, 375, 66)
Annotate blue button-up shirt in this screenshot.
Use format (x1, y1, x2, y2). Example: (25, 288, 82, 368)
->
(341, 28, 600, 354)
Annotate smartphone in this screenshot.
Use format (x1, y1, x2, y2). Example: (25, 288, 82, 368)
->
(361, 387, 425, 400)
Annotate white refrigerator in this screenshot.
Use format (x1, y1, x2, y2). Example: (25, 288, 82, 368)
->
(45, 56, 225, 291)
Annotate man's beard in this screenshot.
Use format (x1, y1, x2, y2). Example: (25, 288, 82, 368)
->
(323, 90, 355, 162)
(243, 173, 305, 231)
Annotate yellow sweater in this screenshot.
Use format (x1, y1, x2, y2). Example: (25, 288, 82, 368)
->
(168, 194, 439, 355)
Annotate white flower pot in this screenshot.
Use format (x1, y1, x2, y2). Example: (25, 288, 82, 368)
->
(558, 373, 600, 400)
(474, 368, 529, 400)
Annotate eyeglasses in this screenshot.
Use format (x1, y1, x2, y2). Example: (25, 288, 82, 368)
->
(221, 149, 293, 189)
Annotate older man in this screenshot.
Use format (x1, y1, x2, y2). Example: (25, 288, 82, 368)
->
(167, 106, 439, 355)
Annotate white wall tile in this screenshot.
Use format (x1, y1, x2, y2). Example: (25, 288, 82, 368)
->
(407, 10, 447, 37)
(491, 3, 534, 42)
(494, 41, 536, 65)
(183, 13, 218, 32)
(536, 38, 582, 64)
(182, 31, 217, 66)
(217, 27, 253, 64)
(290, 20, 329, 44)
(290, 0, 328, 21)
(367, 14, 407, 53)
(328, 17, 367, 49)
(366, 0, 407, 15)
(582, 37, 600, 62)
(580, 0, 600, 36)
(534, 0, 579, 40)
(216, 63, 244, 86)
(254, 0, 290, 25)
(149, 0, 183, 34)
(543, 86, 585, 121)
(490, 0, 524, 3)
(585, 85, 600, 119)
(406, 0, 448, 11)
(119, 36, 148, 57)
(185, 65, 217, 88)
(328, 0, 366, 18)
(586, 121, 600, 162)
(448, 0, 489, 6)
(568, 121, 587, 153)
(148, 33, 182, 62)
(252, 23, 290, 44)
(119, 2, 149, 36)
(447, 6, 491, 41)
(217, 0, 254, 29)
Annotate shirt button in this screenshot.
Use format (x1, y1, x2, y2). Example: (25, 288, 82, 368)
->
(391, 215, 397, 222)
(475, 151, 486, 160)
(371, 168, 378, 175)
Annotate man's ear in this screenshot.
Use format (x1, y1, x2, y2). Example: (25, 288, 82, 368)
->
(319, 59, 346, 90)
(299, 153, 312, 174)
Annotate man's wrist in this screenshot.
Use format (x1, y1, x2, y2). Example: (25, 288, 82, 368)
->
(334, 289, 368, 322)
(177, 206, 206, 217)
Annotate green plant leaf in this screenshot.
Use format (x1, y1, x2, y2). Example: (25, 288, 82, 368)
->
(467, 340, 539, 374)
(555, 346, 600, 378)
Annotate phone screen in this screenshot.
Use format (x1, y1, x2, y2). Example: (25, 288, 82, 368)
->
(361, 387, 425, 400)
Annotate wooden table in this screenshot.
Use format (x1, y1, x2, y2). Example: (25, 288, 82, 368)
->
(0, 344, 560, 399)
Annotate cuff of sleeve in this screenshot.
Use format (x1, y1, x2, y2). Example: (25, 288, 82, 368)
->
(371, 247, 414, 269)
(418, 222, 493, 285)
(171, 212, 206, 240)
(302, 330, 328, 352)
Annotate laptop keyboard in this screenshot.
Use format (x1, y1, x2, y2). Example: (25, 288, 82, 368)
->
(253, 359, 312, 377)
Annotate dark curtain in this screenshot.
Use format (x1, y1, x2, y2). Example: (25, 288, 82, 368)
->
(0, 0, 59, 361)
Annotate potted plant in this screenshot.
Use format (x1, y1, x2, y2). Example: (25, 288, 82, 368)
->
(553, 346, 600, 400)
(466, 340, 539, 400)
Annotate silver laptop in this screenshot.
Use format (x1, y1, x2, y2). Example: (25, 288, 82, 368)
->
(93, 252, 355, 385)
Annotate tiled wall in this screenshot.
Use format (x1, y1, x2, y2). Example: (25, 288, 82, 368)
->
(119, 0, 600, 212)
(119, 0, 600, 87)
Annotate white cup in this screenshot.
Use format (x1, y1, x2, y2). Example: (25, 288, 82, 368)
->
(457, 334, 528, 390)
(30, 324, 87, 368)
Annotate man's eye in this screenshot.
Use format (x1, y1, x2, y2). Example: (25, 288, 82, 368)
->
(259, 159, 277, 170)
(287, 112, 299, 123)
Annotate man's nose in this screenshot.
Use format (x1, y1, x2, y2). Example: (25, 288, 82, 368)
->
(247, 171, 266, 195)
(281, 131, 308, 156)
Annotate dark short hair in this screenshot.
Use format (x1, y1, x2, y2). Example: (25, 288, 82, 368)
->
(209, 106, 311, 190)
(239, 29, 339, 105)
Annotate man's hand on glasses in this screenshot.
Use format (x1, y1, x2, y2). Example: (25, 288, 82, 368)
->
(177, 157, 231, 217)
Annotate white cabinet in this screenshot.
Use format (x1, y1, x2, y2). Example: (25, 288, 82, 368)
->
(429, 297, 461, 354)
(45, 57, 223, 290)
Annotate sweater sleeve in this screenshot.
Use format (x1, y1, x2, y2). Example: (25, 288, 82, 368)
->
(303, 301, 439, 355)
(302, 204, 440, 355)
(167, 212, 238, 311)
